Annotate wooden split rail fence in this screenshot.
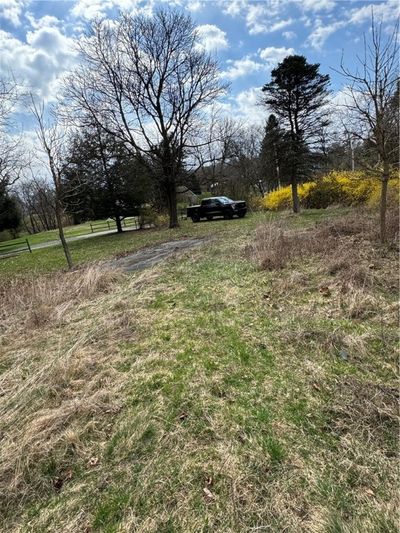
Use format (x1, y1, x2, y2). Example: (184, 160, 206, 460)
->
(89, 217, 139, 233)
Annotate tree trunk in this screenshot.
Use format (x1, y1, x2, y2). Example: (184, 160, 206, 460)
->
(28, 213, 37, 233)
(380, 165, 389, 244)
(291, 179, 300, 213)
(55, 198, 73, 269)
(115, 213, 123, 233)
(166, 180, 179, 229)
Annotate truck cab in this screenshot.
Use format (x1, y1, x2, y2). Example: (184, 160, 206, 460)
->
(187, 196, 247, 223)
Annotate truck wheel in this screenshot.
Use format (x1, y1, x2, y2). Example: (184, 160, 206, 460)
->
(238, 212, 246, 218)
(192, 216, 199, 223)
(206, 216, 213, 221)
(224, 212, 233, 220)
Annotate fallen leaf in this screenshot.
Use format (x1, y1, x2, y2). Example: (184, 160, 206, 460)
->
(312, 383, 321, 392)
(179, 412, 188, 421)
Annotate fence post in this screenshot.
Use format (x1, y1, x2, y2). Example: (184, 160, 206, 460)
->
(90, 224, 94, 233)
(26, 238, 32, 253)
(107, 221, 111, 230)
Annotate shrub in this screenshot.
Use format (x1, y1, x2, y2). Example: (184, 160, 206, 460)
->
(247, 195, 265, 211)
(263, 171, 398, 211)
(138, 207, 169, 228)
(264, 187, 293, 210)
(368, 176, 399, 208)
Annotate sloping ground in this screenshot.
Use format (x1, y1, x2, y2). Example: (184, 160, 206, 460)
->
(0, 209, 398, 532)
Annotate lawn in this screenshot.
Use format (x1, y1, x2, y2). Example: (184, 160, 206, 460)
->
(0, 210, 349, 280)
(0, 207, 398, 532)
(0, 216, 139, 248)
(0, 215, 252, 279)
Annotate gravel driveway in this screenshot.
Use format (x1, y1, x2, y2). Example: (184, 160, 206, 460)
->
(102, 238, 206, 272)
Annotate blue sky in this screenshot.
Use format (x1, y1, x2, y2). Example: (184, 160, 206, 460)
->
(0, 0, 398, 130)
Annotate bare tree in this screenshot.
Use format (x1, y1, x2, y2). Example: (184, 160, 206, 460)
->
(0, 77, 29, 193)
(193, 118, 265, 198)
(339, 16, 399, 243)
(64, 9, 227, 228)
(193, 117, 240, 192)
(18, 174, 57, 233)
(229, 125, 264, 196)
(30, 98, 73, 268)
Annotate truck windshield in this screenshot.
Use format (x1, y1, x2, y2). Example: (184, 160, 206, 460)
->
(218, 197, 233, 204)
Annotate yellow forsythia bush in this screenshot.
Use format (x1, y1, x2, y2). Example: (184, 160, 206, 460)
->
(263, 187, 292, 210)
(263, 171, 399, 211)
(368, 177, 399, 207)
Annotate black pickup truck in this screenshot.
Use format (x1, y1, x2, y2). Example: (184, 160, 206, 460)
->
(187, 196, 247, 223)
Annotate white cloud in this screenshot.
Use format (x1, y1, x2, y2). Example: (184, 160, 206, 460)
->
(246, 3, 270, 34)
(220, 0, 247, 17)
(349, 0, 399, 24)
(269, 18, 294, 32)
(196, 24, 228, 51)
(25, 13, 61, 30)
(71, 0, 112, 20)
(0, 0, 30, 26)
(222, 56, 263, 80)
(330, 87, 353, 109)
(259, 46, 295, 67)
(244, 3, 294, 34)
(221, 45, 296, 82)
(70, 0, 140, 20)
(0, 24, 77, 101)
(186, 0, 203, 12)
(300, 15, 312, 28)
(234, 86, 265, 125)
(307, 20, 345, 49)
(283, 30, 297, 40)
(300, 0, 335, 12)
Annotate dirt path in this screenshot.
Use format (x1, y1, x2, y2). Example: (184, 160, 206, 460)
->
(103, 238, 206, 272)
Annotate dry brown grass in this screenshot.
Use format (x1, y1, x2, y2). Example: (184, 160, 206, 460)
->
(248, 208, 399, 323)
(250, 207, 398, 272)
(0, 265, 125, 331)
(248, 223, 333, 271)
(0, 265, 134, 521)
(327, 377, 399, 445)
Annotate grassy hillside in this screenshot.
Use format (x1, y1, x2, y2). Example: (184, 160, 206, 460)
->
(0, 215, 262, 279)
(0, 208, 398, 532)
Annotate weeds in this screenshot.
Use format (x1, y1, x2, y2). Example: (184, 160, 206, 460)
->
(0, 265, 125, 331)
